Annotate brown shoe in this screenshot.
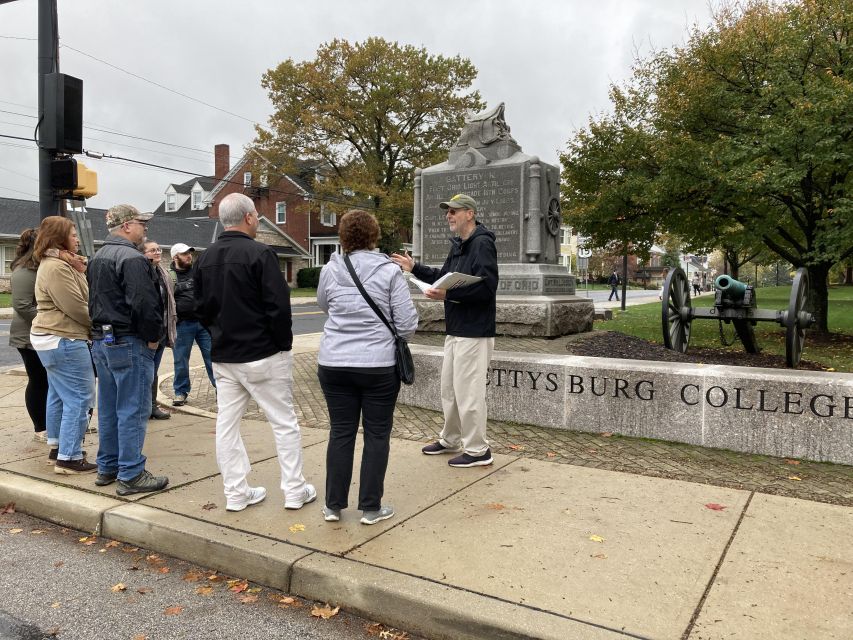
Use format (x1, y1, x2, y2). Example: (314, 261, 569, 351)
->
(54, 457, 97, 475)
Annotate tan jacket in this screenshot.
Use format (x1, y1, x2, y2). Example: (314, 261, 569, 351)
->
(31, 257, 91, 340)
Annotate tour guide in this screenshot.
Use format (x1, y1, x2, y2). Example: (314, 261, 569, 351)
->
(391, 193, 498, 467)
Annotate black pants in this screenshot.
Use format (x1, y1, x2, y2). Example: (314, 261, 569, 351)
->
(17, 347, 48, 432)
(318, 365, 400, 511)
(608, 285, 619, 301)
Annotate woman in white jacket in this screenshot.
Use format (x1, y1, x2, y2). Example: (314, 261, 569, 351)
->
(316, 210, 418, 525)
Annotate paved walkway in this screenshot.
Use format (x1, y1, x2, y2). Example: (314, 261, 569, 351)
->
(1, 337, 851, 640)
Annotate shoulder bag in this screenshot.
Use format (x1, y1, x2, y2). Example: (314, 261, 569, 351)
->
(343, 253, 415, 385)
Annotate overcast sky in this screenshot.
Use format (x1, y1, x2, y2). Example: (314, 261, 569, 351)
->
(0, 0, 715, 212)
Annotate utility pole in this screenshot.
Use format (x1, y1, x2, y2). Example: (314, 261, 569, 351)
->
(38, 0, 61, 218)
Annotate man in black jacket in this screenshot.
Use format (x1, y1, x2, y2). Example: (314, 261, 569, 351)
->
(608, 270, 620, 301)
(169, 243, 215, 407)
(391, 193, 498, 468)
(193, 192, 314, 512)
(88, 204, 168, 495)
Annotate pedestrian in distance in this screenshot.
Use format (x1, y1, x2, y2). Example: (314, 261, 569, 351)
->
(143, 241, 176, 420)
(9, 228, 51, 444)
(391, 193, 498, 468)
(692, 275, 701, 296)
(88, 205, 168, 495)
(317, 210, 418, 525)
(169, 242, 215, 407)
(30, 216, 96, 474)
(608, 270, 620, 301)
(193, 192, 314, 512)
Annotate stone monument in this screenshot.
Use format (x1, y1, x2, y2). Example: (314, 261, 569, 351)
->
(411, 103, 593, 337)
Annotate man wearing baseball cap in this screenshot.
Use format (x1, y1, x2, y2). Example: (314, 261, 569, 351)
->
(88, 204, 168, 495)
(391, 193, 498, 467)
(169, 242, 215, 406)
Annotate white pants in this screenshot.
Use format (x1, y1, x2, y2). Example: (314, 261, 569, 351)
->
(439, 336, 494, 456)
(213, 351, 307, 505)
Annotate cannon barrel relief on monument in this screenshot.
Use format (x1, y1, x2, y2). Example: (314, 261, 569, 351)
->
(661, 267, 816, 367)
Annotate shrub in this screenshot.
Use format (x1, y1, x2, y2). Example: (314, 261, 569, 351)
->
(296, 267, 322, 288)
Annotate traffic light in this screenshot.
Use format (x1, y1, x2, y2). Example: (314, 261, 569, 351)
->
(73, 162, 97, 198)
(49, 157, 98, 199)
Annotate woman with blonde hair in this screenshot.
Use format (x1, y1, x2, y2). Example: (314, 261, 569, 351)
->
(31, 216, 96, 474)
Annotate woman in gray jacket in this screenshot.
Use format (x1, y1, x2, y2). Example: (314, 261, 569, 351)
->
(9, 229, 49, 442)
(317, 210, 418, 525)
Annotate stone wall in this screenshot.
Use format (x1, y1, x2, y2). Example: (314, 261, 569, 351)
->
(399, 346, 853, 466)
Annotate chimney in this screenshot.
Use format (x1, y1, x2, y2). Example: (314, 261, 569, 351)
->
(214, 144, 230, 180)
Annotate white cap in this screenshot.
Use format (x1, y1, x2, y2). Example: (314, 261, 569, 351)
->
(170, 243, 195, 259)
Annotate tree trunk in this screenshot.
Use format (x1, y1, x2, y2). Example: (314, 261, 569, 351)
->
(845, 264, 852, 286)
(807, 263, 831, 334)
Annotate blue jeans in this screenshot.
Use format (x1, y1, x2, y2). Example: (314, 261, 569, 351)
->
(36, 339, 95, 460)
(92, 336, 155, 481)
(173, 321, 215, 396)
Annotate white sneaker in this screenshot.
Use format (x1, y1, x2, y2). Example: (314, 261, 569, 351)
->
(226, 486, 267, 512)
(285, 483, 317, 510)
(322, 506, 341, 522)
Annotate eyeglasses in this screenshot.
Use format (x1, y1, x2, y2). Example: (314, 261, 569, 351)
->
(144, 248, 162, 254)
(128, 220, 149, 230)
(446, 208, 468, 216)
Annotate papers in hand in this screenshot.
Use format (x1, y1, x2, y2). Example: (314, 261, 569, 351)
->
(409, 272, 483, 293)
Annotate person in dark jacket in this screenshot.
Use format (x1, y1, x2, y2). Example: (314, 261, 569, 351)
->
(168, 242, 215, 407)
(193, 192, 314, 512)
(391, 193, 498, 468)
(88, 204, 168, 495)
(608, 270, 620, 301)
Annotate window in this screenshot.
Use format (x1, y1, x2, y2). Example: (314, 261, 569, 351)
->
(2, 246, 11, 276)
(191, 190, 202, 210)
(243, 171, 252, 186)
(320, 203, 336, 227)
(260, 173, 268, 188)
(166, 193, 176, 212)
(561, 226, 572, 245)
(275, 201, 286, 224)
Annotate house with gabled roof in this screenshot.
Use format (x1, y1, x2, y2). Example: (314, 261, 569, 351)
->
(153, 176, 216, 217)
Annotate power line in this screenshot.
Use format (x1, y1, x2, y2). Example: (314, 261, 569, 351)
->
(0, 185, 39, 198)
(0, 133, 33, 142)
(0, 165, 39, 182)
(61, 43, 265, 126)
(0, 108, 36, 119)
(0, 35, 37, 41)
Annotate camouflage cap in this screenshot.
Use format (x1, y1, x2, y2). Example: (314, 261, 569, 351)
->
(439, 193, 478, 213)
(105, 204, 153, 228)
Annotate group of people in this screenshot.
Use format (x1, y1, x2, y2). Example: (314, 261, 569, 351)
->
(10, 190, 500, 525)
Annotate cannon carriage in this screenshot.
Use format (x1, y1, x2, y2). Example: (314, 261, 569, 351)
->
(661, 267, 815, 368)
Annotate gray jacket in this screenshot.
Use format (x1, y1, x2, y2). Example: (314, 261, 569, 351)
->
(9, 266, 37, 349)
(317, 250, 418, 368)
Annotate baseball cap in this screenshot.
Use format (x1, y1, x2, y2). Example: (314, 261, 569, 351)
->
(170, 243, 195, 259)
(105, 204, 153, 228)
(439, 193, 478, 213)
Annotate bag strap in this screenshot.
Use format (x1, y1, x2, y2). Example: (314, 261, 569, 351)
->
(343, 253, 400, 340)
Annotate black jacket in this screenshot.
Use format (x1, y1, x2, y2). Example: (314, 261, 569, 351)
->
(193, 230, 292, 363)
(412, 222, 498, 337)
(171, 265, 197, 322)
(88, 236, 164, 343)
(608, 273, 619, 286)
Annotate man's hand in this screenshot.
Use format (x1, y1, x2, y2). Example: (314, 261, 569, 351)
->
(147, 341, 159, 350)
(424, 287, 446, 301)
(390, 250, 414, 273)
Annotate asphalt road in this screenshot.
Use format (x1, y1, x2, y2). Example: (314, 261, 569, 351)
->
(0, 510, 417, 640)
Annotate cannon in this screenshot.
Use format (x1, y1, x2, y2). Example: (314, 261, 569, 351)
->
(661, 267, 816, 368)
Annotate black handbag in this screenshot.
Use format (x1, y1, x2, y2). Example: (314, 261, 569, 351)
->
(343, 253, 415, 385)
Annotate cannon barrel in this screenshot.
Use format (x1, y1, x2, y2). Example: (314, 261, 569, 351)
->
(714, 274, 748, 300)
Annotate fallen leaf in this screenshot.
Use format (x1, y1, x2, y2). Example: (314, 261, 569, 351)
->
(145, 554, 160, 563)
(207, 574, 225, 582)
(182, 571, 204, 582)
(246, 587, 262, 594)
(45, 626, 60, 637)
(239, 595, 258, 604)
(311, 603, 340, 619)
(788, 476, 802, 481)
(121, 546, 139, 553)
(485, 503, 506, 510)
(589, 534, 605, 543)
(132, 635, 147, 640)
(195, 586, 214, 596)
(229, 581, 249, 593)
(111, 583, 127, 592)
(104, 540, 121, 548)
(784, 459, 801, 465)
(99, 549, 107, 553)
(54, 561, 64, 568)
(600, 432, 613, 438)
(137, 587, 151, 595)
(704, 503, 726, 511)
(163, 605, 183, 616)
(507, 444, 524, 451)
(277, 596, 295, 605)
(51, 602, 60, 608)
(78, 536, 97, 546)
(31, 529, 45, 535)
(590, 553, 608, 559)
(9, 528, 23, 534)
(288, 523, 305, 533)
(546, 452, 557, 458)
(366, 623, 384, 636)
(158, 567, 171, 574)
(201, 503, 217, 511)
(1, 502, 15, 514)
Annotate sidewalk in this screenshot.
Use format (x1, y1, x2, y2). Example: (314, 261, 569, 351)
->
(1, 337, 851, 640)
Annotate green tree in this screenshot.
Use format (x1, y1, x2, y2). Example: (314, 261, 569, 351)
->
(256, 37, 483, 234)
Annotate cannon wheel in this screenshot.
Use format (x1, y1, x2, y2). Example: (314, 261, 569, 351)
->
(733, 319, 759, 353)
(785, 268, 810, 367)
(662, 267, 692, 352)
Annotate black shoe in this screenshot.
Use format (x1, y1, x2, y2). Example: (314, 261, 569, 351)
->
(116, 470, 169, 496)
(448, 449, 493, 468)
(95, 472, 117, 486)
(150, 405, 171, 420)
(421, 441, 462, 455)
(54, 457, 97, 475)
(50, 448, 86, 461)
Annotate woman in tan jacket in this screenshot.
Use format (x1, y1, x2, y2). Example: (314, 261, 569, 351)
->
(31, 216, 97, 474)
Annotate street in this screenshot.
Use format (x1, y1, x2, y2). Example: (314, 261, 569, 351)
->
(0, 510, 416, 640)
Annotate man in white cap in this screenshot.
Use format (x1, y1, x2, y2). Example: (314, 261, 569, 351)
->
(169, 242, 215, 406)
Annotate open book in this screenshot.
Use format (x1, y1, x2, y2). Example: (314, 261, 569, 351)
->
(409, 272, 483, 294)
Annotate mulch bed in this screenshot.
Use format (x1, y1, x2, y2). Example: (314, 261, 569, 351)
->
(565, 331, 827, 371)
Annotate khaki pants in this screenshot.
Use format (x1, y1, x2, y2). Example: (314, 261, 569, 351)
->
(213, 351, 308, 505)
(439, 336, 494, 456)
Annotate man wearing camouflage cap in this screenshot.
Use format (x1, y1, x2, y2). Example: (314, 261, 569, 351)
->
(391, 193, 499, 468)
(88, 204, 168, 495)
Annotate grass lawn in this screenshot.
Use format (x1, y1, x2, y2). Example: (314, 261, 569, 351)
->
(290, 288, 317, 298)
(597, 285, 853, 372)
(0, 293, 11, 308)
